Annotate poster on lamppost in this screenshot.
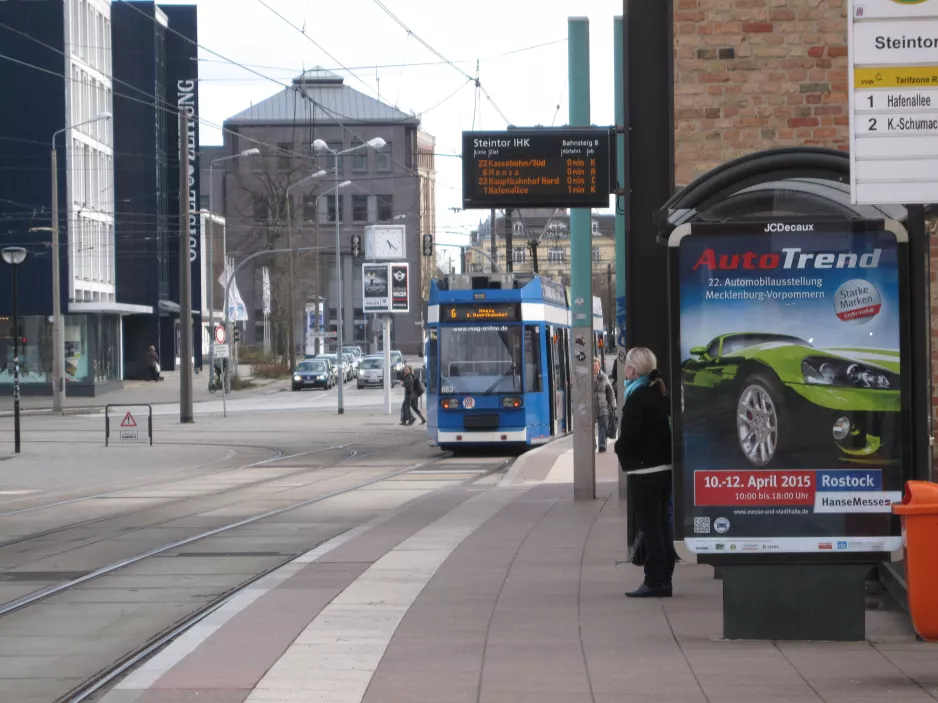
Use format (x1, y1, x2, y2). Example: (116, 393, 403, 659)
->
(363, 263, 390, 313)
(668, 220, 909, 562)
(390, 262, 409, 313)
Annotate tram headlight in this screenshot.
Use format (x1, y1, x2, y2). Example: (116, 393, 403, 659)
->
(440, 398, 461, 410)
(501, 396, 523, 409)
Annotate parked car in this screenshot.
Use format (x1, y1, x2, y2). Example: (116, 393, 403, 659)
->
(357, 355, 386, 389)
(342, 346, 362, 375)
(291, 360, 332, 392)
(391, 350, 405, 379)
(342, 353, 357, 380)
(315, 354, 341, 384)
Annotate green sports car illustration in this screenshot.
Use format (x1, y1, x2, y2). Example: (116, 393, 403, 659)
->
(681, 333, 901, 467)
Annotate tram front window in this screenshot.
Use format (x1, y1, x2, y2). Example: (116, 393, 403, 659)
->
(440, 325, 522, 395)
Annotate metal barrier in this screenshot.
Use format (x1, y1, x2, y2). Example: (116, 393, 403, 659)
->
(105, 404, 153, 446)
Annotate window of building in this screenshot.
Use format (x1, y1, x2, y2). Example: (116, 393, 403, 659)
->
(593, 246, 602, 262)
(327, 194, 344, 223)
(376, 195, 392, 222)
(548, 247, 565, 263)
(513, 247, 526, 263)
(303, 196, 317, 223)
(93, 315, 119, 382)
(352, 194, 368, 222)
(252, 195, 268, 222)
(513, 222, 523, 236)
(376, 141, 392, 171)
(350, 139, 367, 171)
(277, 142, 292, 170)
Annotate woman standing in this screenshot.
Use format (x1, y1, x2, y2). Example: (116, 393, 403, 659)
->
(614, 347, 674, 598)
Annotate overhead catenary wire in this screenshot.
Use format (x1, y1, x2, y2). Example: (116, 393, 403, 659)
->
(371, 0, 510, 126)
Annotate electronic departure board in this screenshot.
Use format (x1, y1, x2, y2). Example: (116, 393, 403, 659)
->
(441, 303, 520, 322)
(461, 128, 614, 209)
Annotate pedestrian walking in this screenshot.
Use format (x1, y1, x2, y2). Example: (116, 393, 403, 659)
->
(614, 347, 674, 598)
(410, 370, 427, 425)
(400, 366, 416, 425)
(146, 345, 162, 382)
(593, 357, 615, 453)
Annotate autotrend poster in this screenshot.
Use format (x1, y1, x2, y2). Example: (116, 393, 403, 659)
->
(670, 220, 907, 558)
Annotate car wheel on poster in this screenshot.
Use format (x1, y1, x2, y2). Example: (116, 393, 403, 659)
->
(736, 372, 789, 468)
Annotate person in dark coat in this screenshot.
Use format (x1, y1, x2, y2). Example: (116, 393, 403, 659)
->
(400, 366, 416, 425)
(146, 345, 161, 382)
(614, 347, 674, 598)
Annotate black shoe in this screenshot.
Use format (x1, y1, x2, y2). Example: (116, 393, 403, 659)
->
(598, 447, 607, 453)
(625, 583, 671, 598)
(419, 418, 426, 425)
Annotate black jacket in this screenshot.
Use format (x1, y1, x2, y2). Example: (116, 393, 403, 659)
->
(614, 380, 672, 472)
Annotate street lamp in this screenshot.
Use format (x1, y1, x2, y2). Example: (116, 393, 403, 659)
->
(284, 169, 327, 369)
(313, 137, 386, 415)
(2, 247, 28, 453)
(50, 111, 111, 412)
(207, 148, 259, 381)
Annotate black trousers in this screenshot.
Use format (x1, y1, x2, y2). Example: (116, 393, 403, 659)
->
(401, 392, 414, 423)
(410, 395, 425, 422)
(630, 469, 676, 588)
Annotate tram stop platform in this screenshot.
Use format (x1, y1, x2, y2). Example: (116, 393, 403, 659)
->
(98, 437, 937, 703)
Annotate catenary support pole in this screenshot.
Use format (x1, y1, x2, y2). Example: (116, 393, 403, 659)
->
(12, 266, 20, 454)
(569, 16, 595, 501)
(614, 13, 629, 500)
(286, 195, 297, 370)
(50, 146, 64, 413)
(505, 208, 514, 273)
(334, 153, 345, 415)
(383, 314, 392, 415)
(179, 111, 194, 424)
(489, 208, 497, 273)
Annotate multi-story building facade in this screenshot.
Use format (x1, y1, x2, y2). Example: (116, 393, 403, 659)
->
(111, 1, 201, 378)
(213, 68, 435, 356)
(0, 0, 123, 395)
(0, 0, 200, 393)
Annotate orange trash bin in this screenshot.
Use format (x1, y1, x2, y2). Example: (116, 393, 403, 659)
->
(892, 481, 938, 642)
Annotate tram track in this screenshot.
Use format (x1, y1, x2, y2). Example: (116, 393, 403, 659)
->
(0, 432, 421, 566)
(60, 452, 513, 703)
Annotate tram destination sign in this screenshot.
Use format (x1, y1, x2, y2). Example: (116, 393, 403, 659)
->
(441, 302, 520, 322)
(461, 128, 613, 209)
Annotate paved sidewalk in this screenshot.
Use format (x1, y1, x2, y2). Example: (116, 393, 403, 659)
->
(97, 440, 937, 703)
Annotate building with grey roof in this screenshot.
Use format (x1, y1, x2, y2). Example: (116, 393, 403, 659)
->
(208, 68, 435, 357)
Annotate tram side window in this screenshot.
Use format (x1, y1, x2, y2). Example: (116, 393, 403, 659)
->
(524, 325, 542, 393)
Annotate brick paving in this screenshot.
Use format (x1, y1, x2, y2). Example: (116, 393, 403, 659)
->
(98, 442, 938, 703)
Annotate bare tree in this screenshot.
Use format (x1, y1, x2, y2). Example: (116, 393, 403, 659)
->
(229, 136, 329, 364)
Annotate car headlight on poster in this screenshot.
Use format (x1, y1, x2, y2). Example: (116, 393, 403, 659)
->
(801, 356, 897, 389)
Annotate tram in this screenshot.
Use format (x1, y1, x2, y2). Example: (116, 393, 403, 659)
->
(425, 272, 605, 451)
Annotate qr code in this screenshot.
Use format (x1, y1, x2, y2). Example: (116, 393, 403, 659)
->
(693, 517, 711, 534)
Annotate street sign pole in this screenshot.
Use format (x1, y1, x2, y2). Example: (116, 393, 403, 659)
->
(383, 314, 392, 416)
(569, 17, 595, 502)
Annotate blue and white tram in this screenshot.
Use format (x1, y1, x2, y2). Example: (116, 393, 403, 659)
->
(425, 273, 604, 451)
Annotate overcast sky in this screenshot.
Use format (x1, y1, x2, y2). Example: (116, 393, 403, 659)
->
(163, 0, 623, 247)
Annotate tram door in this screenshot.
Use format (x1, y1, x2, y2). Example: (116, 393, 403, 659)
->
(547, 326, 571, 435)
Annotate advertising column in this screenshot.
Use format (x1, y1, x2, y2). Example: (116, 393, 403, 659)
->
(670, 220, 909, 560)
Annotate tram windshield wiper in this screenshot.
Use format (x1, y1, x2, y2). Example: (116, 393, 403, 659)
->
(483, 364, 516, 395)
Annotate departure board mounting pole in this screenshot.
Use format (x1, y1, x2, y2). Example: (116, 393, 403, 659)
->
(569, 17, 596, 502)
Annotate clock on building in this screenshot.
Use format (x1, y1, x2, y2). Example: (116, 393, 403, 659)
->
(364, 225, 406, 260)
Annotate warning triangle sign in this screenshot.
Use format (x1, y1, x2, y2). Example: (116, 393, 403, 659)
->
(120, 412, 137, 428)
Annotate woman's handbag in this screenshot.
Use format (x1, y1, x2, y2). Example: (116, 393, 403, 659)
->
(629, 529, 647, 566)
(606, 412, 618, 440)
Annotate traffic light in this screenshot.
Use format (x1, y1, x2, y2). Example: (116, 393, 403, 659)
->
(351, 234, 361, 257)
(422, 233, 433, 257)
(233, 326, 241, 343)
